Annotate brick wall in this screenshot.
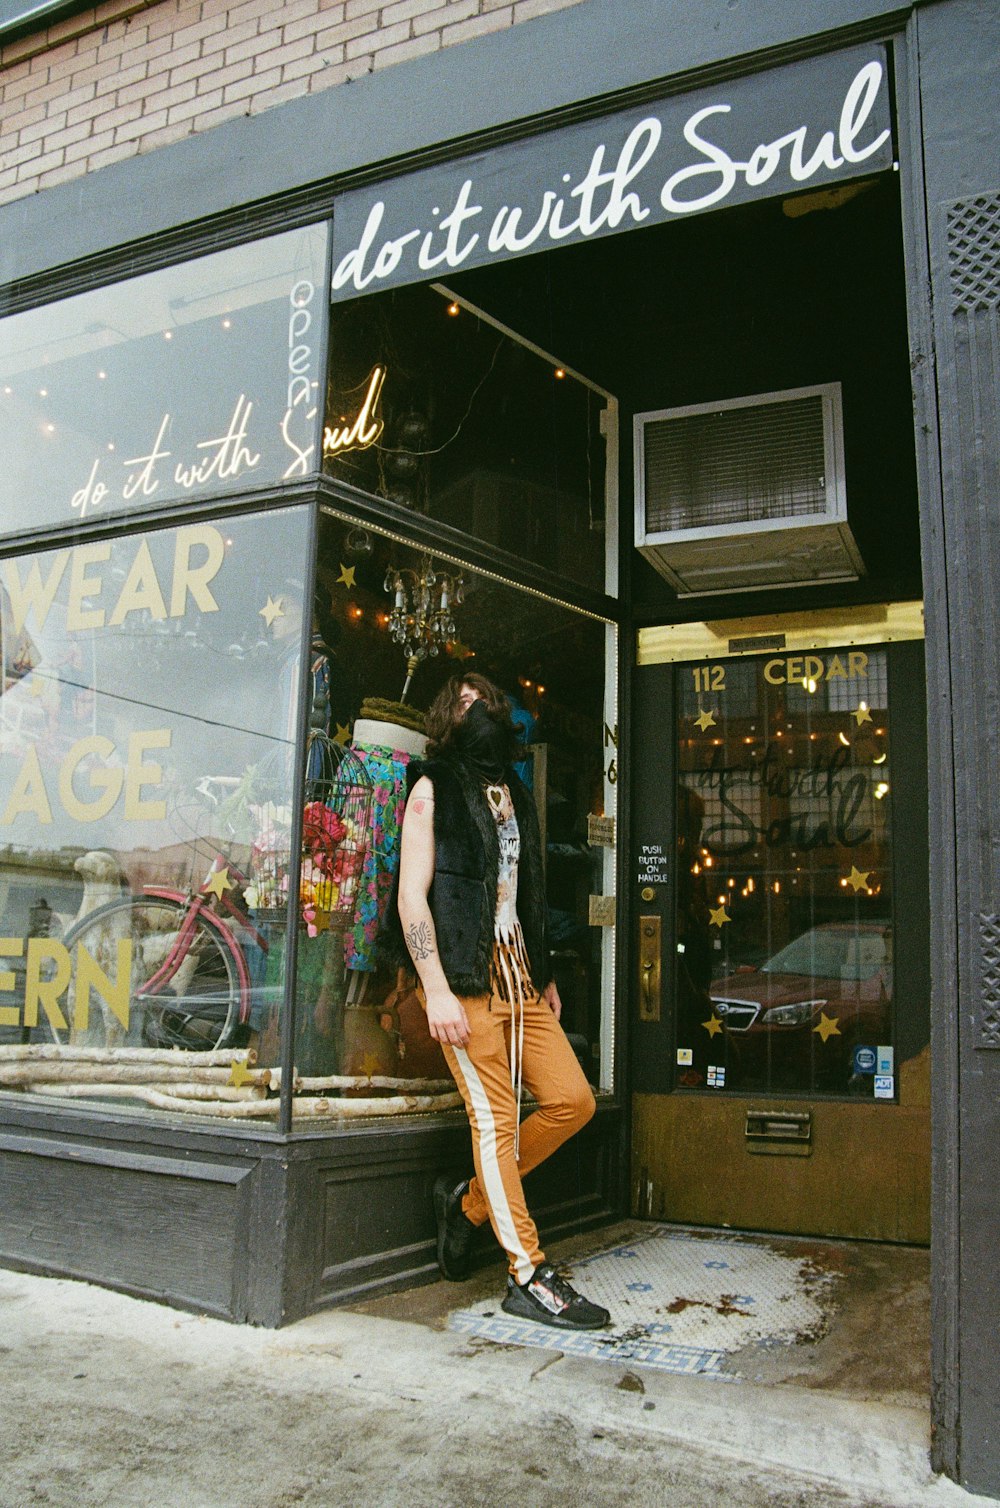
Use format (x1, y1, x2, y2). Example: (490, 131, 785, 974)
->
(0, 0, 590, 208)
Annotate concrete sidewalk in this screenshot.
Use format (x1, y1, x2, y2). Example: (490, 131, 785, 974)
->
(2, 1231, 995, 1508)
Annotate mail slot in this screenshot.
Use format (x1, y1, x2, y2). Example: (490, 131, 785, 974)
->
(745, 1108, 812, 1156)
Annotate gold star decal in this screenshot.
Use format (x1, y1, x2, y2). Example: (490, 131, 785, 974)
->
(702, 1014, 723, 1038)
(310, 907, 332, 935)
(259, 595, 285, 627)
(447, 639, 475, 661)
(228, 1058, 255, 1088)
(708, 904, 731, 928)
(201, 865, 236, 900)
(813, 1012, 841, 1043)
(694, 708, 716, 732)
(336, 564, 356, 589)
(360, 1052, 382, 1079)
(333, 721, 351, 746)
(853, 704, 873, 727)
(846, 866, 872, 893)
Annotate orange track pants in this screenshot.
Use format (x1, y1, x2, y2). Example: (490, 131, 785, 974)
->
(441, 982, 596, 1285)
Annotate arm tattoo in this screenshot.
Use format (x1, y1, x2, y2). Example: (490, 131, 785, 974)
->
(405, 921, 435, 962)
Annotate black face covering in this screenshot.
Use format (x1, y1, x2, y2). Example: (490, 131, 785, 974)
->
(451, 697, 511, 784)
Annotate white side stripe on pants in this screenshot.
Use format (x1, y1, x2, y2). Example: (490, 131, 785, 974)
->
(451, 1045, 534, 1285)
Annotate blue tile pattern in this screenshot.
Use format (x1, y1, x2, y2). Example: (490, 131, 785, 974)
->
(449, 1226, 837, 1382)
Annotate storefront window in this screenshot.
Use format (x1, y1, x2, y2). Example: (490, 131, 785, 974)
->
(673, 646, 893, 1098)
(0, 500, 617, 1123)
(0, 505, 311, 1121)
(279, 507, 618, 1113)
(323, 282, 610, 593)
(0, 224, 329, 540)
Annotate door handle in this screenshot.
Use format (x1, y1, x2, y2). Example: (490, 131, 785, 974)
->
(639, 914, 661, 1022)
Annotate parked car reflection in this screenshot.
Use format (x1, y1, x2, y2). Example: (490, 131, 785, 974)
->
(710, 921, 892, 1092)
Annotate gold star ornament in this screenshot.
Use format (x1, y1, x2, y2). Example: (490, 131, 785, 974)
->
(694, 708, 717, 732)
(259, 595, 285, 627)
(708, 904, 731, 928)
(813, 1012, 841, 1043)
(336, 564, 356, 589)
(201, 865, 236, 900)
(702, 1013, 723, 1038)
(852, 703, 873, 727)
(845, 866, 872, 893)
(229, 1057, 255, 1088)
(333, 721, 351, 746)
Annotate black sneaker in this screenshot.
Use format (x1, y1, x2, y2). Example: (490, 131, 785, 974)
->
(433, 1175, 476, 1281)
(501, 1263, 610, 1330)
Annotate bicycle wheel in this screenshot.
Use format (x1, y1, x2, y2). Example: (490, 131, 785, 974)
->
(55, 896, 241, 1051)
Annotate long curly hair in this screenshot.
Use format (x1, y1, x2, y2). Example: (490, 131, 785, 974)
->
(425, 672, 519, 760)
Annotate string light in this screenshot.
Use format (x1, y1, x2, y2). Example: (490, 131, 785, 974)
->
(554, 367, 566, 380)
(447, 302, 460, 316)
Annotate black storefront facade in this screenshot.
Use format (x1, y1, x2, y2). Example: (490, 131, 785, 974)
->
(1, 0, 999, 1495)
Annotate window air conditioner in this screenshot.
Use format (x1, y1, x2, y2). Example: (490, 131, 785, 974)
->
(633, 383, 863, 597)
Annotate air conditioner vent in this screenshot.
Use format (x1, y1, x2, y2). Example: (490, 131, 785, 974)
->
(634, 383, 863, 597)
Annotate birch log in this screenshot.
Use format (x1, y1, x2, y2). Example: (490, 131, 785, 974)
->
(24, 1084, 276, 1113)
(0, 1062, 271, 1088)
(295, 1075, 455, 1093)
(0, 1044, 257, 1067)
(292, 1092, 464, 1116)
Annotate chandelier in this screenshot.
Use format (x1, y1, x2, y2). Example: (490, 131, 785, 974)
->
(383, 554, 464, 696)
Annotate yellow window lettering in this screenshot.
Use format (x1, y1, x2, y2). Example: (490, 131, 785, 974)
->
(74, 939, 132, 1032)
(107, 540, 168, 627)
(0, 938, 24, 1027)
(24, 938, 70, 1031)
(849, 651, 869, 678)
(58, 735, 122, 822)
(764, 658, 785, 684)
(124, 729, 171, 820)
(827, 654, 847, 678)
(66, 540, 112, 631)
(1, 746, 54, 825)
(169, 524, 225, 618)
(1, 551, 69, 635)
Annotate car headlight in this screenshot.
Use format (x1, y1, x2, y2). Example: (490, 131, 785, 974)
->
(761, 999, 827, 1027)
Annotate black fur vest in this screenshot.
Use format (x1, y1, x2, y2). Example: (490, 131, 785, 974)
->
(381, 756, 551, 996)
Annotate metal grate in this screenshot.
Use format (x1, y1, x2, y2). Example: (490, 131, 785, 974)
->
(947, 194, 1000, 314)
(643, 395, 828, 535)
(977, 913, 1000, 1049)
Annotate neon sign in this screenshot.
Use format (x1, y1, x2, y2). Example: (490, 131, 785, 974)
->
(323, 366, 386, 457)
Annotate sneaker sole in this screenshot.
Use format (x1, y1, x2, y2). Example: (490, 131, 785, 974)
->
(500, 1293, 610, 1331)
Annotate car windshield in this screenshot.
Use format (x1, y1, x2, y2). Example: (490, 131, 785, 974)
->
(761, 928, 889, 981)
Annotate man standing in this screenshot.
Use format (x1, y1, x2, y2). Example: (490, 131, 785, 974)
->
(392, 673, 609, 1331)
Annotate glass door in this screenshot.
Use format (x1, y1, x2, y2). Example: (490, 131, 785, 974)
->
(631, 611, 930, 1243)
(675, 645, 893, 1099)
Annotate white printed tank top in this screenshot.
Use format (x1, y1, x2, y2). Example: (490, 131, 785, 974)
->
(485, 782, 533, 1006)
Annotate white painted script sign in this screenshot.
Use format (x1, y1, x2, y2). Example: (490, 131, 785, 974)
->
(331, 45, 893, 300)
